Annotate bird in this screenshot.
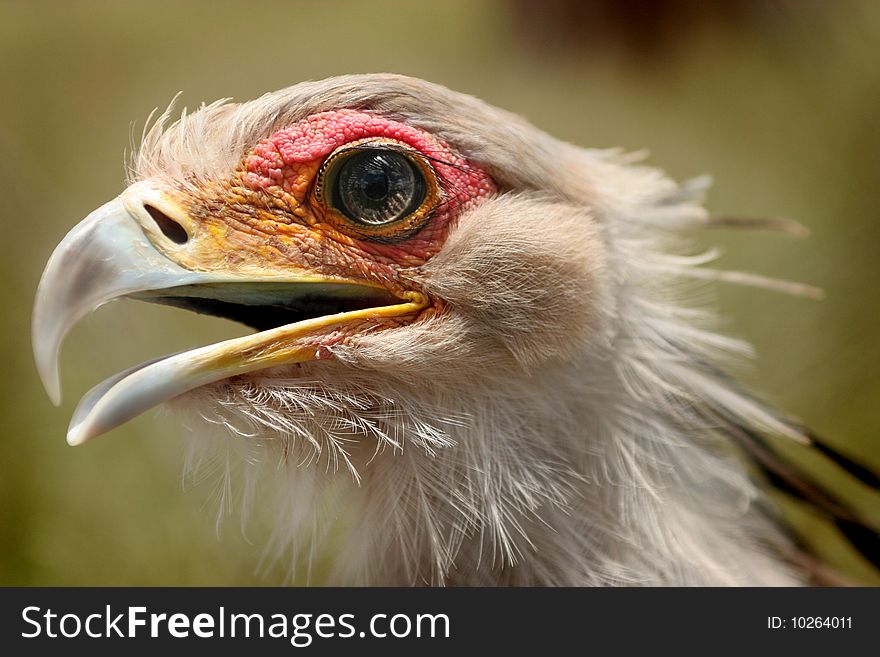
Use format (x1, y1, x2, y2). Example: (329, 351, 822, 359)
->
(32, 73, 879, 586)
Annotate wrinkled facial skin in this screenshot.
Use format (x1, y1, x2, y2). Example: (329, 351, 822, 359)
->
(32, 110, 501, 446)
(166, 110, 497, 298)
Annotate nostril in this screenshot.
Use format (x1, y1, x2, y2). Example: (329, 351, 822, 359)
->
(145, 204, 188, 245)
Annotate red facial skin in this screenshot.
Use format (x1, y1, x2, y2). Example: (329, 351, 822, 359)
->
(239, 109, 496, 266)
(172, 110, 497, 356)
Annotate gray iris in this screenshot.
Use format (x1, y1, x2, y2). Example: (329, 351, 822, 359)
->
(334, 150, 426, 225)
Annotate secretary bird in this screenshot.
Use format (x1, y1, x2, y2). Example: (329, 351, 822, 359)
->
(32, 74, 879, 586)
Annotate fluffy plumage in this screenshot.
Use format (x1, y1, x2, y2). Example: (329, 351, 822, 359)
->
(126, 74, 877, 585)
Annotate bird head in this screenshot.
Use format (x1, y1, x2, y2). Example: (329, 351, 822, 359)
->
(34, 74, 611, 448)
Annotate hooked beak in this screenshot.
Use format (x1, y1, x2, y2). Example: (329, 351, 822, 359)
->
(32, 184, 426, 446)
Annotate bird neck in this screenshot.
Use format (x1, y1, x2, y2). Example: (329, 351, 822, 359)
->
(321, 358, 801, 586)
(182, 350, 801, 585)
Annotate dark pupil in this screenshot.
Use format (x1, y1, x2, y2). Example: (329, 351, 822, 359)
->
(333, 149, 426, 226)
(362, 169, 389, 201)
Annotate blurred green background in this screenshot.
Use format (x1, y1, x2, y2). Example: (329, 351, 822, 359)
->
(1, 0, 878, 585)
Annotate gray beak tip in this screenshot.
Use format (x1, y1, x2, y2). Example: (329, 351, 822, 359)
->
(31, 194, 165, 415)
(66, 423, 88, 446)
(32, 312, 63, 406)
(48, 387, 62, 407)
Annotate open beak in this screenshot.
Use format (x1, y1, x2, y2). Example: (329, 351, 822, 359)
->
(33, 184, 426, 446)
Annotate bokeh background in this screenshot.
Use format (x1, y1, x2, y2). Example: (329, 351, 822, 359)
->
(1, 0, 878, 585)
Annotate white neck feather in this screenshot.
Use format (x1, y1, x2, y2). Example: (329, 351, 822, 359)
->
(178, 330, 802, 586)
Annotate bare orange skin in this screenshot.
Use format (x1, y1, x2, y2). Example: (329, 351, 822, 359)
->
(174, 110, 496, 297)
(160, 111, 497, 354)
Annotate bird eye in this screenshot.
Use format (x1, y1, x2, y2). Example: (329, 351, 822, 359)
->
(316, 142, 438, 238)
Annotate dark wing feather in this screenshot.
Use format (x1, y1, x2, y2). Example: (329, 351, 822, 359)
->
(699, 386, 880, 577)
(685, 355, 880, 579)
